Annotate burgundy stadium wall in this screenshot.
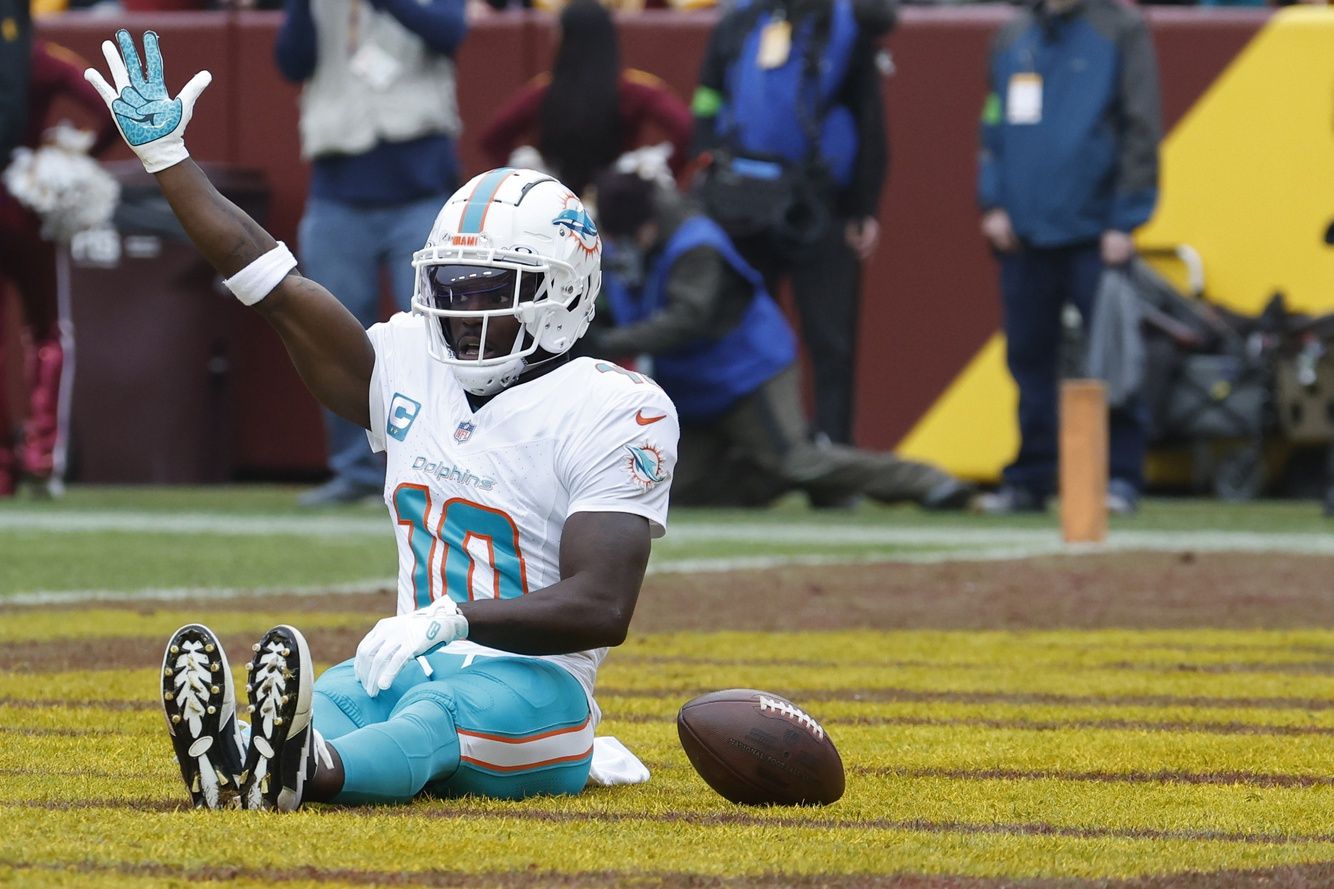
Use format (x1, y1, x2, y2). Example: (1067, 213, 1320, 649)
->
(33, 8, 1268, 479)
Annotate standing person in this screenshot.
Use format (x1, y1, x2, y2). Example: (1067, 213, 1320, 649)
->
(0, 39, 117, 497)
(478, 0, 693, 198)
(276, 0, 468, 506)
(0, 0, 28, 165)
(691, 0, 894, 453)
(974, 0, 1161, 515)
(87, 31, 676, 809)
(0, 0, 30, 498)
(589, 171, 970, 510)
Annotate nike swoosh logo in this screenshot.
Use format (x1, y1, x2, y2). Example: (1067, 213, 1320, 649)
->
(635, 409, 666, 426)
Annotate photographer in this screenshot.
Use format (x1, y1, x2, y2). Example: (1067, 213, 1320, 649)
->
(691, 0, 892, 460)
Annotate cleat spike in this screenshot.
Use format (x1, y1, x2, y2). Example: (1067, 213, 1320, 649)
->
(164, 668, 173, 677)
(164, 692, 173, 701)
(171, 714, 182, 724)
(252, 643, 260, 652)
(207, 705, 216, 715)
(211, 686, 220, 694)
(204, 643, 215, 652)
(210, 662, 220, 672)
(170, 645, 180, 654)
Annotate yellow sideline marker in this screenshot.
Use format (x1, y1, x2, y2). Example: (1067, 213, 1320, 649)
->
(1060, 380, 1108, 543)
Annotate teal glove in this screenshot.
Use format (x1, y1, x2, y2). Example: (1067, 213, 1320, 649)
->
(84, 29, 211, 174)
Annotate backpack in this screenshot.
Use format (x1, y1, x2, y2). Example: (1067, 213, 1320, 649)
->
(696, 0, 860, 248)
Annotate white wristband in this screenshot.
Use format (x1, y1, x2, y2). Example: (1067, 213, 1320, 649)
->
(223, 241, 298, 306)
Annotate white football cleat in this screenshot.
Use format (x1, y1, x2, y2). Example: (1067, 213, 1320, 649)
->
(160, 623, 246, 808)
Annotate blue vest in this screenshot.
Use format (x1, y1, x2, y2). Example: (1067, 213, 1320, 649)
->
(605, 217, 796, 424)
(719, 0, 860, 187)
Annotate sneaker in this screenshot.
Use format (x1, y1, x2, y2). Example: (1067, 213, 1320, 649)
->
(921, 478, 976, 511)
(297, 478, 382, 508)
(1106, 479, 1140, 517)
(970, 485, 1046, 515)
(240, 625, 330, 811)
(161, 624, 246, 808)
(807, 492, 862, 511)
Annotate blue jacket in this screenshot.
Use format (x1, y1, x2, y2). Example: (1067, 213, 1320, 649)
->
(604, 216, 796, 424)
(978, 0, 1161, 246)
(717, 0, 861, 187)
(692, 0, 888, 219)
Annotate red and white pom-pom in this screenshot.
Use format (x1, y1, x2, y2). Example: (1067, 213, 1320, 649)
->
(3, 121, 120, 242)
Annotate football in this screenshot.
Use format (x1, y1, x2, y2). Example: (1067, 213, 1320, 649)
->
(676, 688, 844, 805)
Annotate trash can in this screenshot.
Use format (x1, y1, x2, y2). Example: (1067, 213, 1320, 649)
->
(66, 161, 269, 484)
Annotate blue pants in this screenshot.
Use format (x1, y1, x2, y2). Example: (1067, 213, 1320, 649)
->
(999, 243, 1146, 497)
(313, 651, 593, 803)
(297, 194, 447, 489)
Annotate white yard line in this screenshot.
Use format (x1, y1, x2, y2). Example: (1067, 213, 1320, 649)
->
(0, 511, 387, 537)
(3, 508, 1334, 552)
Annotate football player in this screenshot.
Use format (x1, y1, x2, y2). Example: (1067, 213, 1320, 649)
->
(87, 30, 678, 809)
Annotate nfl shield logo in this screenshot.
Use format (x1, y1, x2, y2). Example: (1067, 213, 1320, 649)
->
(454, 421, 476, 443)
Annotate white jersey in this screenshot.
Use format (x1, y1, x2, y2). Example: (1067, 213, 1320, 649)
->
(365, 312, 679, 722)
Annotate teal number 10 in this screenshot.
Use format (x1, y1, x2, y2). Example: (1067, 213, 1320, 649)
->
(393, 484, 529, 608)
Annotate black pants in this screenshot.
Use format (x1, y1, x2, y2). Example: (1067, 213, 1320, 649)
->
(999, 243, 1146, 496)
(733, 220, 862, 445)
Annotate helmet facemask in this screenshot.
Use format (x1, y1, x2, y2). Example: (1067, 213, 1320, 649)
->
(411, 240, 592, 396)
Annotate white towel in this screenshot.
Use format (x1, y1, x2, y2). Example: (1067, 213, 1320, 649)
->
(586, 736, 650, 787)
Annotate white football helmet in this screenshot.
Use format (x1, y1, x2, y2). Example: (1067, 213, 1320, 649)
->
(411, 168, 602, 396)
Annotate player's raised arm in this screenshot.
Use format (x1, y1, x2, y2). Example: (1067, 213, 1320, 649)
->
(85, 29, 374, 428)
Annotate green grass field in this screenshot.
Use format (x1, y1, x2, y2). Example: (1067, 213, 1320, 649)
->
(2, 487, 1331, 887)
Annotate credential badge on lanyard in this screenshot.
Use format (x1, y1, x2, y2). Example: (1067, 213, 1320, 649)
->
(1006, 72, 1043, 125)
(757, 12, 792, 70)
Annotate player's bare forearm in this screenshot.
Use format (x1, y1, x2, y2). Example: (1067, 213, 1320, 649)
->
(154, 160, 374, 427)
(461, 575, 640, 654)
(154, 159, 277, 277)
(459, 512, 650, 654)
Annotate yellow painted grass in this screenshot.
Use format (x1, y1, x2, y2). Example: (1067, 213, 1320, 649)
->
(3, 718, 1329, 784)
(9, 693, 1334, 734)
(0, 808, 1332, 882)
(4, 720, 1332, 828)
(0, 866, 367, 889)
(3, 747, 1332, 841)
(2, 627, 1332, 884)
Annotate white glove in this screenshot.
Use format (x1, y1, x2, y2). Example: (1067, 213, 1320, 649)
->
(84, 29, 212, 174)
(355, 599, 469, 697)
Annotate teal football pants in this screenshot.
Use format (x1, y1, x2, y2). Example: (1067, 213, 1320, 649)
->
(313, 651, 593, 803)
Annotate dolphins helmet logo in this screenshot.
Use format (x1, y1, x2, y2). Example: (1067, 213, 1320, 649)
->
(552, 205, 600, 255)
(625, 443, 669, 492)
